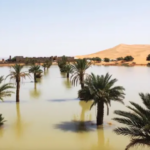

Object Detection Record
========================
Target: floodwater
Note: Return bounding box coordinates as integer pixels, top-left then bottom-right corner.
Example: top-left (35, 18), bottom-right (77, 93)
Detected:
top-left (0, 65), bottom-right (150, 150)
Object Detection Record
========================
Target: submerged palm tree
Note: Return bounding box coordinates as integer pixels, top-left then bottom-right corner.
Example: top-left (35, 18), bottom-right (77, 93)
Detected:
top-left (46, 61), bottom-right (52, 70)
top-left (65, 64), bottom-right (72, 78)
top-left (29, 65), bottom-right (43, 83)
top-left (42, 63), bottom-right (47, 72)
top-left (0, 76), bottom-right (14, 126)
top-left (113, 93), bottom-right (150, 150)
top-left (78, 73), bottom-right (125, 125)
top-left (7, 64), bottom-right (30, 102)
top-left (70, 59), bottom-right (91, 89)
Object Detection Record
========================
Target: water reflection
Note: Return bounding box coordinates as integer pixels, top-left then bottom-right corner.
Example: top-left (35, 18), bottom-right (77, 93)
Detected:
top-left (14, 104), bottom-right (30, 138)
top-left (60, 72), bottom-right (66, 78)
top-left (55, 101), bottom-right (95, 132)
top-left (30, 83), bottom-right (41, 99)
top-left (79, 101), bottom-right (93, 121)
top-left (0, 126), bottom-right (4, 137)
top-left (36, 78), bottom-right (42, 84)
top-left (44, 70), bottom-right (49, 77)
top-left (14, 104), bottom-right (22, 137)
top-left (63, 79), bottom-right (72, 89)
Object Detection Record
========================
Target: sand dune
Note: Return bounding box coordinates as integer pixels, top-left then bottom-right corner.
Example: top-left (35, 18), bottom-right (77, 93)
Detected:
top-left (76, 44), bottom-right (150, 64)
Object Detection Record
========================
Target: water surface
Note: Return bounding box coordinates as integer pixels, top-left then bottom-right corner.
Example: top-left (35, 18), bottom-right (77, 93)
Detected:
top-left (0, 65), bottom-right (150, 150)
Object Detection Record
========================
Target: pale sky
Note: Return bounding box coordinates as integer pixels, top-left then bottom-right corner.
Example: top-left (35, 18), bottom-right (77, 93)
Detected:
top-left (0, 0), bottom-right (150, 57)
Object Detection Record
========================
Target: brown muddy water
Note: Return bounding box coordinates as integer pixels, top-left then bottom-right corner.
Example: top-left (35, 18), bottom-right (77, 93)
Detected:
top-left (0, 65), bottom-right (150, 150)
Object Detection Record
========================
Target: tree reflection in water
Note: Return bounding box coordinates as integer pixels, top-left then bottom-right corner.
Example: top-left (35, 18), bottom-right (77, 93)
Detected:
top-left (60, 72), bottom-right (66, 78)
top-left (63, 79), bottom-right (72, 89)
top-left (14, 103), bottom-right (30, 138)
top-left (15, 103), bottom-right (21, 137)
top-left (44, 70), bottom-right (49, 77)
top-left (30, 83), bottom-right (41, 99)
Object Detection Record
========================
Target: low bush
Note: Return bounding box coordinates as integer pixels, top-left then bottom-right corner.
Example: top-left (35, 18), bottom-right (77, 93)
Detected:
top-left (146, 54), bottom-right (150, 61)
top-left (104, 58), bottom-right (110, 62)
top-left (124, 56), bottom-right (134, 61)
top-left (117, 57), bottom-right (124, 61)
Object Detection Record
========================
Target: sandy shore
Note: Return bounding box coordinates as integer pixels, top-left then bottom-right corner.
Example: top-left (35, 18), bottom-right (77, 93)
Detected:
top-left (0, 61), bottom-right (148, 67)
top-left (0, 62), bottom-right (58, 67)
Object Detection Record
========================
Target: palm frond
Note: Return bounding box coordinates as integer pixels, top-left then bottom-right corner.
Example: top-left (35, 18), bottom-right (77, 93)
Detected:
top-left (113, 93), bottom-right (150, 150)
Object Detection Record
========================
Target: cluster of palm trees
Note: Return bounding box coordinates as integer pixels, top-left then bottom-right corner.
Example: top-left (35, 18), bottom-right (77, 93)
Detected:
top-left (0, 58), bottom-right (150, 150)
top-left (58, 58), bottom-right (150, 150)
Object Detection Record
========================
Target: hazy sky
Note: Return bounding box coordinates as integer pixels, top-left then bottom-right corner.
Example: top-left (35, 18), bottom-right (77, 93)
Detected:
top-left (0, 0), bottom-right (150, 57)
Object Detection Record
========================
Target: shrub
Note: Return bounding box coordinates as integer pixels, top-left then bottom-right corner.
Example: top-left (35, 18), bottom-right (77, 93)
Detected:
top-left (124, 56), bottom-right (134, 61)
top-left (91, 57), bottom-right (101, 62)
top-left (146, 54), bottom-right (150, 61)
top-left (147, 63), bottom-right (150, 66)
top-left (104, 58), bottom-right (110, 62)
top-left (117, 57), bottom-right (124, 61)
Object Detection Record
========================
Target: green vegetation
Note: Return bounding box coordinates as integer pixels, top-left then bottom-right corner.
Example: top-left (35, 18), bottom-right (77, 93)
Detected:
top-left (147, 54), bottom-right (150, 61)
top-left (0, 76), bottom-right (14, 126)
top-left (7, 64), bottom-right (30, 102)
top-left (42, 63), bottom-right (47, 71)
top-left (114, 93), bottom-right (150, 150)
top-left (104, 58), bottom-right (110, 62)
top-left (0, 114), bottom-right (5, 126)
top-left (65, 64), bottom-right (72, 78)
top-left (0, 76), bottom-right (14, 101)
top-left (91, 57), bottom-right (101, 62)
top-left (147, 63), bottom-right (150, 66)
top-left (117, 57), bottom-right (124, 61)
top-left (42, 61), bottom-right (52, 71)
top-left (124, 56), bottom-right (134, 61)
top-left (70, 59), bottom-right (91, 89)
top-left (45, 61), bottom-right (52, 70)
top-left (29, 65), bottom-right (43, 83)
top-left (78, 73), bottom-right (125, 125)
top-left (58, 55), bottom-right (68, 72)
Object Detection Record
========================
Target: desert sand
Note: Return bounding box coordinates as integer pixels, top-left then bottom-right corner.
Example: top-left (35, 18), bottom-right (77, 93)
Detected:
top-left (76, 44), bottom-right (150, 65)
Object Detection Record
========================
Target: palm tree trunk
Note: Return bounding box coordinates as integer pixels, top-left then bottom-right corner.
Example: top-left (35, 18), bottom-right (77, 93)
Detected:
top-left (34, 73), bottom-right (36, 83)
top-left (80, 74), bottom-right (84, 89)
top-left (16, 81), bottom-right (20, 103)
top-left (97, 101), bottom-right (104, 125)
top-left (81, 83), bottom-right (84, 89)
top-left (67, 73), bottom-right (69, 78)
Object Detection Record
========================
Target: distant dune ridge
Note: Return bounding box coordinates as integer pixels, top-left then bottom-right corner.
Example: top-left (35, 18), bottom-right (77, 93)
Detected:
top-left (76, 44), bottom-right (150, 64)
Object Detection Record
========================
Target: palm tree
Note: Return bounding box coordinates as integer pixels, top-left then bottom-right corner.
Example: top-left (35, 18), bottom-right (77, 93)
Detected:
top-left (29, 65), bottom-right (43, 83)
top-left (0, 76), bottom-right (14, 101)
top-left (46, 61), bottom-right (52, 70)
top-left (70, 59), bottom-right (91, 89)
top-left (0, 76), bottom-right (14, 126)
top-left (42, 63), bottom-right (47, 72)
top-left (113, 93), bottom-right (150, 150)
top-left (7, 64), bottom-right (30, 103)
top-left (65, 64), bottom-right (72, 78)
top-left (78, 73), bottom-right (125, 125)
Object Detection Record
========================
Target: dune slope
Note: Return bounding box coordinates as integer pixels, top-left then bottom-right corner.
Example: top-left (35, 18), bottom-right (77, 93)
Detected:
top-left (76, 44), bottom-right (150, 64)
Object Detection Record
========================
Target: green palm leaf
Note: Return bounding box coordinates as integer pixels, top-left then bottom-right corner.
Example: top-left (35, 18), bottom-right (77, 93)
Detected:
top-left (113, 93), bottom-right (150, 150)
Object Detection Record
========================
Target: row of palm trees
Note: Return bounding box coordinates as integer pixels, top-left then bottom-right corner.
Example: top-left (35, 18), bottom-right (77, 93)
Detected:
top-left (57, 58), bottom-right (150, 150)
top-left (3, 61), bottom-right (52, 103)
top-left (0, 58), bottom-right (150, 149)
